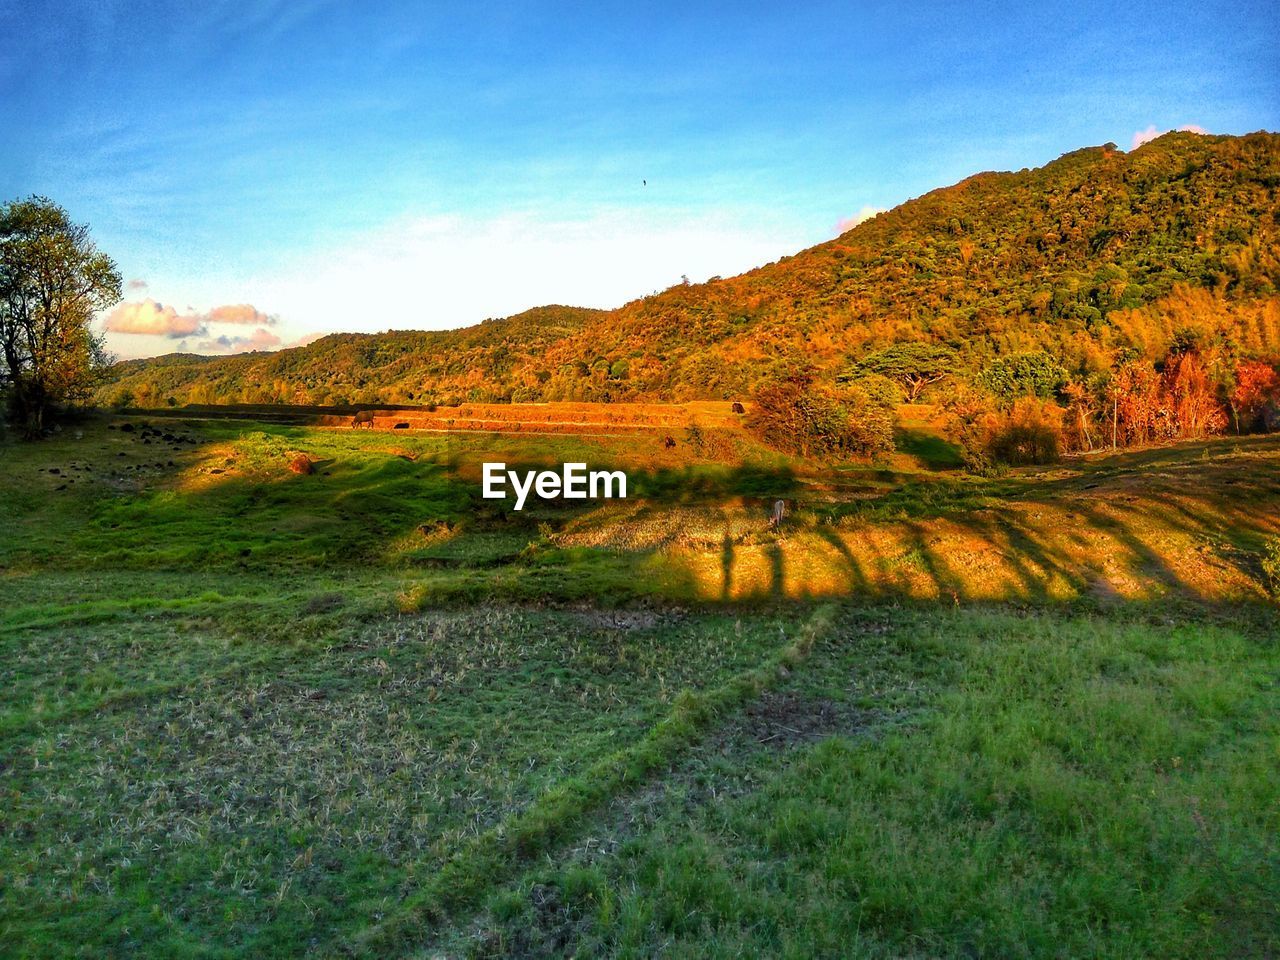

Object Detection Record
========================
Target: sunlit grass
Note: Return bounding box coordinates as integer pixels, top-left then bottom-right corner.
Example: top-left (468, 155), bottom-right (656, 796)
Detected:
top-left (0, 416), bottom-right (1276, 956)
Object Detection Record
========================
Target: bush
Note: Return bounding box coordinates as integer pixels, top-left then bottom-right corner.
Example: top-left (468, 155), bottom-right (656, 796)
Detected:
top-left (1230, 360), bottom-right (1279, 432)
top-left (1262, 539), bottom-right (1280, 600)
top-left (750, 371), bottom-right (895, 461)
top-left (946, 391), bottom-right (1062, 471)
top-left (988, 422), bottom-right (1061, 465)
top-left (986, 398), bottom-right (1063, 465)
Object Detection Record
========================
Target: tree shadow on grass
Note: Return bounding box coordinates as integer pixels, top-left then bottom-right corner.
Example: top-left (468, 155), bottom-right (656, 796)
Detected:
top-left (22, 420), bottom-right (1279, 609)
top-left (895, 427), bottom-right (965, 471)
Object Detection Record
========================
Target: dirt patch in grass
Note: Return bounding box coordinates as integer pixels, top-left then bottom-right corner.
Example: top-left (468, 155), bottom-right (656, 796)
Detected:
top-left (734, 690), bottom-right (876, 747)
top-left (300, 592), bottom-right (345, 615)
top-left (473, 882), bottom-right (591, 959)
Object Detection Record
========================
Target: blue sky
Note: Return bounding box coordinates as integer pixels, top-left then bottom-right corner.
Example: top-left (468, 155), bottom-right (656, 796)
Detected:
top-left (2, 0), bottom-right (1277, 357)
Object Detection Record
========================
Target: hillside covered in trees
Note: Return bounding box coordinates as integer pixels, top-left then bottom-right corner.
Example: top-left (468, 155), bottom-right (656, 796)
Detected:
top-left (99, 132), bottom-right (1280, 433)
top-left (101, 304), bottom-right (604, 408)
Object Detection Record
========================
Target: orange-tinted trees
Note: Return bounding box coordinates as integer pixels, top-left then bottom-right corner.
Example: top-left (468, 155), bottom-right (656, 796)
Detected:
top-left (1231, 359), bottom-right (1280, 432)
top-left (1161, 352), bottom-right (1227, 439)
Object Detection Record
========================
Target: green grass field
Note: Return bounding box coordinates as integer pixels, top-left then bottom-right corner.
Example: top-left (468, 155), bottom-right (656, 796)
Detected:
top-left (1, 415), bottom-right (1277, 957)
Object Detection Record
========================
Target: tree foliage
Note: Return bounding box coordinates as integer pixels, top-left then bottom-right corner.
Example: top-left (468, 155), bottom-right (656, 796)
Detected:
top-left (977, 351), bottom-right (1068, 402)
top-left (1, 197), bottom-right (120, 434)
top-left (749, 369), bottom-right (895, 460)
top-left (1230, 360), bottom-right (1280, 432)
top-left (842, 343), bottom-right (956, 401)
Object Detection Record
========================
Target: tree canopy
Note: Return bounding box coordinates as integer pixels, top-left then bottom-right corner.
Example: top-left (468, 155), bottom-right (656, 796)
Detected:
top-left (977, 351), bottom-right (1068, 402)
top-left (841, 343), bottom-right (957, 401)
top-left (1, 197), bottom-right (120, 435)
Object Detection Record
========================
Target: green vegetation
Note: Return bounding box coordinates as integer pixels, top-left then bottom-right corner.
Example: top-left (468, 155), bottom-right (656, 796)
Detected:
top-left (461, 606), bottom-right (1279, 959)
top-left (749, 369), bottom-right (895, 461)
top-left (97, 304), bottom-right (603, 408)
top-left (1, 196), bottom-right (121, 435)
top-left (976, 350), bottom-right (1068, 401)
top-left (85, 133), bottom-right (1280, 472)
top-left (95, 132), bottom-right (1280, 413)
top-left (1262, 537), bottom-right (1280, 598)
top-left (842, 343), bottom-right (956, 402)
top-left (1, 417), bottom-right (1277, 957)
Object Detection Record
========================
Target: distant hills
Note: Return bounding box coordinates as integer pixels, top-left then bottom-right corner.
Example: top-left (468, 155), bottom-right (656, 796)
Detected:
top-left (98, 131), bottom-right (1280, 408)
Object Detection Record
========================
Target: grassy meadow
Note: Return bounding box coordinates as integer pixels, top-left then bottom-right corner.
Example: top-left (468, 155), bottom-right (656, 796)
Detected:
top-left (1, 410), bottom-right (1277, 958)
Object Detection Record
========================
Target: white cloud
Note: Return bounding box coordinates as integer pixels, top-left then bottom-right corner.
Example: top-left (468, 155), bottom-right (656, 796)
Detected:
top-left (205, 303), bottom-right (276, 326)
top-left (834, 205), bottom-right (887, 235)
top-left (1131, 124), bottom-right (1209, 150)
top-left (103, 298), bottom-right (277, 340)
top-left (126, 278), bottom-right (149, 292)
top-left (104, 299), bottom-right (203, 337)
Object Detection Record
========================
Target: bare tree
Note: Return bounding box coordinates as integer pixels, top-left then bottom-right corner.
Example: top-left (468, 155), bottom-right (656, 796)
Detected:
top-left (0, 197), bottom-right (120, 436)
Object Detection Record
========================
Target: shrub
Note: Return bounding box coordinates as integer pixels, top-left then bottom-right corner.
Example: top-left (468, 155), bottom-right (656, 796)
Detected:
top-left (1161, 351), bottom-right (1226, 439)
top-left (986, 398), bottom-right (1063, 465)
top-left (1230, 359), bottom-right (1280, 433)
top-left (946, 390), bottom-right (1062, 471)
top-left (988, 422), bottom-right (1060, 465)
top-left (1262, 539), bottom-right (1280, 600)
top-left (750, 370), bottom-right (895, 461)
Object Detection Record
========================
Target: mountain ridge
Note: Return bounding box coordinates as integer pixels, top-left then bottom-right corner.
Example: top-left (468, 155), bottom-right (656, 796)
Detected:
top-left (98, 130), bottom-right (1280, 407)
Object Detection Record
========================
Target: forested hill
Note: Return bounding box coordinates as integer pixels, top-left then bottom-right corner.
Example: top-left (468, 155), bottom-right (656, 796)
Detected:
top-left (102, 305), bottom-right (604, 406)
top-left (98, 131), bottom-right (1280, 407)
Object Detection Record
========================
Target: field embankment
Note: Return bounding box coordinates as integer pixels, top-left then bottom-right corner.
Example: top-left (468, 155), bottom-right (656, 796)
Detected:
top-left (116, 400), bottom-right (748, 436)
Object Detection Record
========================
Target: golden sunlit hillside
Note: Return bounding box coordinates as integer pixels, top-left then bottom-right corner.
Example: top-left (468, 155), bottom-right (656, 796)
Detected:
top-left (98, 132), bottom-right (1279, 410)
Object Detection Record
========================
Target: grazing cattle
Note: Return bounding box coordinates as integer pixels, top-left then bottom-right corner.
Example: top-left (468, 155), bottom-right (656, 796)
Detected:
top-left (351, 410), bottom-right (375, 429)
top-left (731, 401), bottom-right (745, 414)
top-left (663, 435), bottom-right (676, 449)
